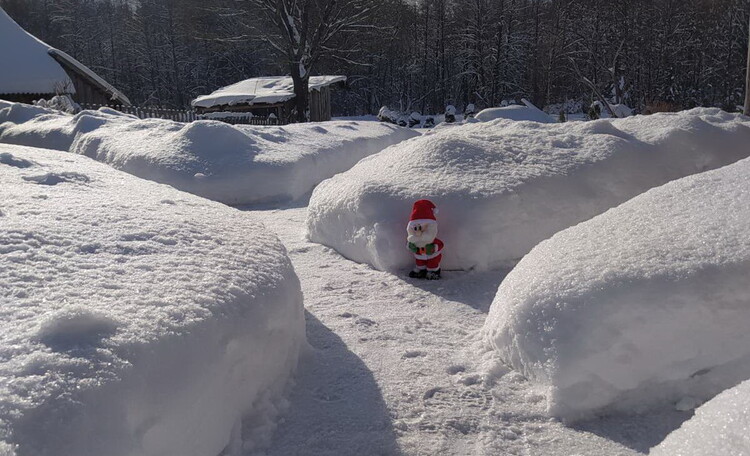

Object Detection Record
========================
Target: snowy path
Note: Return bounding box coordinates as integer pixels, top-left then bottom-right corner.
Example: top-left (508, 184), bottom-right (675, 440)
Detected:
top-left (244, 206), bottom-right (688, 456)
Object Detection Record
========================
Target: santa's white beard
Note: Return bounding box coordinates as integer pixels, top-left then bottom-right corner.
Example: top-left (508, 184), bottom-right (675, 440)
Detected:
top-left (407, 223), bottom-right (438, 248)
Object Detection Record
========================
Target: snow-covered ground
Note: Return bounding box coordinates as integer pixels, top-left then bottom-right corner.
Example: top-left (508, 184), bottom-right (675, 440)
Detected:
top-left (651, 378), bottom-right (750, 456)
top-left (307, 108), bottom-right (750, 272)
top-left (243, 204), bottom-right (677, 456)
top-left (482, 156), bottom-right (750, 421)
top-left (0, 102), bottom-right (419, 205)
top-left (0, 144), bottom-right (304, 456)
top-left (4, 104), bottom-right (750, 455)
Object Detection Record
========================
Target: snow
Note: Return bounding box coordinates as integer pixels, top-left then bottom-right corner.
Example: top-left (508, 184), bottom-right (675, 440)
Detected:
top-left (0, 102), bottom-right (418, 205)
top-left (482, 155), bottom-right (750, 422)
top-left (593, 101), bottom-right (635, 119)
top-left (241, 204), bottom-right (654, 456)
top-left (650, 379), bottom-right (750, 456)
top-left (307, 108), bottom-right (750, 272)
top-left (191, 76), bottom-right (346, 109)
top-left (0, 8), bottom-right (74, 95)
top-left (0, 143), bottom-right (305, 456)
top-left (475, 102), bottom-right (554, 123)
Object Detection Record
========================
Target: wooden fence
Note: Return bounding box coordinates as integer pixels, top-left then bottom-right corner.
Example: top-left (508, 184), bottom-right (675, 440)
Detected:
top-left (209, 115), bottom-right (281, 126)
top-left (79, 103), bottom-right (197, 122)
top-left (78, 104), bottom-right (283, 125)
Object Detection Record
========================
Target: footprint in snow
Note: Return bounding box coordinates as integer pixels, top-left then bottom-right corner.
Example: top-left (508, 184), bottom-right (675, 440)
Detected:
top-left (355, 317), bottom-right (377, 327)
top-left (403, 350), bottom-right (426, 359)
top-left (446, 365), bottom-right (466, 375)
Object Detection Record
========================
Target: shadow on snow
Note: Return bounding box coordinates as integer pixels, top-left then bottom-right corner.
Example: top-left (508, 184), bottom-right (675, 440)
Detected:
top-left (264, 311), bottom-right (402, 456)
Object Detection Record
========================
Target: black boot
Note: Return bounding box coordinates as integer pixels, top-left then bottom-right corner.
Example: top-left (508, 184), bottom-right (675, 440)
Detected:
top-left (409, 269), bottom-right (427, 279)
top-left (425, 269), bottom-right (441, 280)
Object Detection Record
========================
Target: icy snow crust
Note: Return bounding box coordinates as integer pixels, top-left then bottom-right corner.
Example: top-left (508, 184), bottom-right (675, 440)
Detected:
top-left (0, 102), bottom-right (417, 205)
top-left (651, 379), bottom-right (750, 456)
top-left (0, 144), bottom-right (305, 456)
top-left (307, 108), bottom-right (750, 271)
top-left (482, 156), bottom-right (750, 421)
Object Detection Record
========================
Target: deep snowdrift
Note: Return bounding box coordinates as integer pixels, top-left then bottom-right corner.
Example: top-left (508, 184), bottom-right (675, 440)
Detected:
top-left (307, 108), bottom-right (750, 271)
top-left (0, 143), bottom-right (305, 456)
top-left (482, 156), bottom-right (750, 421)
top-left (650, 379), bottom-right (750, 456)
top-left (0, 102), bottom-right (418, 205)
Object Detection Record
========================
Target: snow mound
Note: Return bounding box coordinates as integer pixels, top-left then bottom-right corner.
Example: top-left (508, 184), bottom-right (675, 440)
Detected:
top-left (307, 108), bottom-right (750, 272)
top-left (0, 102), bottom-right (418, 205)
top-left (0, 144), bottom-right (305, 456)
top-left (475, 105), bottom-right (554, 123)
top-left (650, 379), bottom-right (750, 456)
top-left (482, 156), bottom-right (750, 421)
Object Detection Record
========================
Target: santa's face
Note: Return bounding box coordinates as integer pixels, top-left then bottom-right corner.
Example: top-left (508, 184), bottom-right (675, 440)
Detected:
top-left (407, 221), bottom-right (438, 248)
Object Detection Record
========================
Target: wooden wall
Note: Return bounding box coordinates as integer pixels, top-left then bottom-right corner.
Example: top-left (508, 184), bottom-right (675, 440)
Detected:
top-left (309, 86), bottom-right (332, 122)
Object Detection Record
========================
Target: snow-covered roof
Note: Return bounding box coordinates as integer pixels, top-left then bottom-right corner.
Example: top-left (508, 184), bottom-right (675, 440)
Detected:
top-left (0, 7), bottom-right (73, 95)
top-left (48, 49), bottom-right (131, 105)
top-left (192, 75), bottom-right (346, 109)
top-left (0, 7), bottom-right (130, 105)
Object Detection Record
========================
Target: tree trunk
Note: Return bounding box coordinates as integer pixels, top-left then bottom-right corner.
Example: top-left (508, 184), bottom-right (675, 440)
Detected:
top-left (291, 64), bottom-right (310, 123)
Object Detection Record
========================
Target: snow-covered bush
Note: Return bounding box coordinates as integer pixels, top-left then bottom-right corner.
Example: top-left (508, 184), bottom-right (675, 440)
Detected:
top-left (0, 102), bottom-right (418, 205)
top-left (33, 94), bottom-right (80, 114)
top-left (592, 100), bottom-right (634, 118)
top-left (482, 156), bottom-right (750, 421)
top-left (0, 143), bottom-right (305, 455)
top-left (444, 105), bottom-right (456, 123)
top-left (650, 379), bottom-right (750, 456)
top-left (306, 108), bottom-right (750, 272)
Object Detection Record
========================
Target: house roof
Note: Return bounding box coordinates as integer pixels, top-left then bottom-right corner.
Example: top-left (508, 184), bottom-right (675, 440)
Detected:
top-left (192, 75), bottom-right (346, 109)
top-left (0, 7), bottom-right (73, 95)
top-left (0, 7), bottom-right (130, 105)
top-left (48, 49), bottom-right (131, 105)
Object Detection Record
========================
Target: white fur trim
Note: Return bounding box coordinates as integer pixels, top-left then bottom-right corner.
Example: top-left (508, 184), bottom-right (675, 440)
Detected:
top-left (433, 208), bottom-right (439, 215)
top-left (407, 219), bottom-right (437, 226)
top-left (413, 249), bottom-right (442, 260)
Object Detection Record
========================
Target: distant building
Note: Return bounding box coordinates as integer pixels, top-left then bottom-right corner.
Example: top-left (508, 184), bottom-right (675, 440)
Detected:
top-left (0, 7), bottom-right (130, 106)
top-left (192, 76), bottom-right (346, 123)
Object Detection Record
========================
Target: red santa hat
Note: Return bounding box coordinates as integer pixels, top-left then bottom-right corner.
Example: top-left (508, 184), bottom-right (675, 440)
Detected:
top-left (409, 199), bottom-right (438, 225)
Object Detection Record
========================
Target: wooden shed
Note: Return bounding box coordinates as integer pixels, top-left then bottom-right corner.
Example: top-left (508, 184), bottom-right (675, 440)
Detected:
top-left (0, 7), bottom-right (130, 106)
top-left (192, 76), bottom-right (346, 124)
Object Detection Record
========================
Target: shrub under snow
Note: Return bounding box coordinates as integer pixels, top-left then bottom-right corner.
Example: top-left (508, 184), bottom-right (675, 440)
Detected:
top-left (0, 143), bottom-right (305, 456)
top-left (306, 108), bottom-right (750, 272)
top-left (482, 156), bottom-right (750, 421)
top-left (650, 379), bottom-right (750, 456)
top-left (0, 102), bottom-right (418, 205)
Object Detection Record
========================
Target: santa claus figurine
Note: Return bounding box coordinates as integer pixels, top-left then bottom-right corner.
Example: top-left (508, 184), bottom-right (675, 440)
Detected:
top-left (406, 199), bottom-right (444, 280)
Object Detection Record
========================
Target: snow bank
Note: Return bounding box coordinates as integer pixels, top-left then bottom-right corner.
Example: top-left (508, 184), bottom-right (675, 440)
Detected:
top-left (475, 104), bottom-right (554, 123)
top-left (482, 156), bottom-right (750, 421)
top-left (307, 108), bottom-right (750, 272)
top-left (0, 143), bottom-right (305, 456)
top-left (650, 379), bottom-right (750, 456)
top-left (0, 102), bottom-right (418, 205)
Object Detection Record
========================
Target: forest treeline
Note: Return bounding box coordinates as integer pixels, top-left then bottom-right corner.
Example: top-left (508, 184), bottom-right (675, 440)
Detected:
top-left (2, 0), bottom-right (748, 115)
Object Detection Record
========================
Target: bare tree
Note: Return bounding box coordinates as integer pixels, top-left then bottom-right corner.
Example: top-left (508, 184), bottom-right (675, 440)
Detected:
top-left (240, 0), bottom-right (376, 122)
